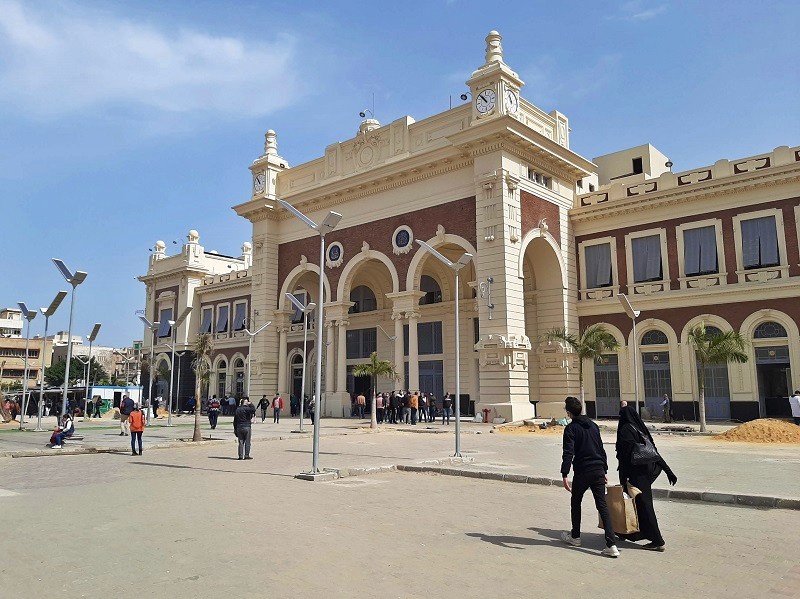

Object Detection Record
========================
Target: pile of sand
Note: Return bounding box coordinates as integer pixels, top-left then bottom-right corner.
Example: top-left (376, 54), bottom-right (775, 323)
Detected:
top-left (716, 419), bottom-right (800, 444)
top-left (495, 424), bottom-right (565, 435)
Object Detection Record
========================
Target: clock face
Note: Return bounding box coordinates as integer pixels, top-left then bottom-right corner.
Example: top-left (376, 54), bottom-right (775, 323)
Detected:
top-left (504, 89), bottom-right (518, 113)
top-left (475, 88), bottom-right (497, 114)
top-left (253, 172), bottom-right (265, 193)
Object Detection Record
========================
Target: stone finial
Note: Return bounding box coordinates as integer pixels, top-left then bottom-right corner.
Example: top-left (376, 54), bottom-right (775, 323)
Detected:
top-left (485, 31), bottom-right (503, 64)
top-left (153, 240), bottom-right (166, 261)
top-left (264, 130), bottom-right (278, 156)
top-left (358, 119), bottom-right (381, 135)
top-left (187, 229), bottom-right (200, 243)
top-left (242, 241), bottom-right (252, 254)
top-left (154, 240), bottom-right (166, 252)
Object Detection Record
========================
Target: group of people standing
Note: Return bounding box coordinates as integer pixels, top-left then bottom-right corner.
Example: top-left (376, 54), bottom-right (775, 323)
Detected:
top-left (352, 391), bottom-right (454, 425)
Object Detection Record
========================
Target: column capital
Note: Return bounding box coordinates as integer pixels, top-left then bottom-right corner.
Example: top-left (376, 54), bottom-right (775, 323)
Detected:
top-left (335, 319), bottom-right (350, 328)
top-left (386, 291), bottom-right (424, 315)
top-left (404, 310), bottom-right (421, 320)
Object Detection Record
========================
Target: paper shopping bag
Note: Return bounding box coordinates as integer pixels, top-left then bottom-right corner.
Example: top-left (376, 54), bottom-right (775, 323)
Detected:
top-left (598, 484), bottom-right (641, 534)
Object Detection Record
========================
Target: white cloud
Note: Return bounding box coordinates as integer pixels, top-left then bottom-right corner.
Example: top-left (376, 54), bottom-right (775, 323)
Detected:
top-left (0, 0), bottom-right (300, 119)
top-left (616, 1), bottom-right (668, 21)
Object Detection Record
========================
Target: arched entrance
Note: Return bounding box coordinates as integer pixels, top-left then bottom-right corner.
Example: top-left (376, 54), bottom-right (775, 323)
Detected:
top-left (521, 233), bottom-right (572, 415)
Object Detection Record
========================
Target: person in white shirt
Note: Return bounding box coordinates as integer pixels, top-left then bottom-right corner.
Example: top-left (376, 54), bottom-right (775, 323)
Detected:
top-left (660, 394), bottom-right (672, 423)
top-left (789, 390), bottom-right (800, 425)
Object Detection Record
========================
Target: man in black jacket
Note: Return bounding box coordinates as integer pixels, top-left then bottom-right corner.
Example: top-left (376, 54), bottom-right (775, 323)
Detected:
top-left (233, 398), bottom-right (256, 460)
top-left (560, 396), bottom-right (619, 558)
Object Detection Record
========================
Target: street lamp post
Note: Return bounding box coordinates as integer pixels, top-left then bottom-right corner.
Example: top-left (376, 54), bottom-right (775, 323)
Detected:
top-left (52, 259), bottom-right (88, 417)
top-left (36, 292), bottom-right (67, 431)
top-left (138, 316), bottom-right (160, 424)
top-left (286, 293), bottom-right (316, 432)
top-left (618, 294), bottom-right (642, 414)
top-left (16, 303), bottom-right (37, 430)
top-left (415, 240), bottom-right (472, 458)
top-left (243, 320), bottom-right (273, 401)
top-left (175, 350), bottom-right (186, 414)
top-left (277, 199), bottom-right (342, 474)
top-left (81, 324), bottom-right (101, 422)
top-left (166, 307), bottom-right (193, 426)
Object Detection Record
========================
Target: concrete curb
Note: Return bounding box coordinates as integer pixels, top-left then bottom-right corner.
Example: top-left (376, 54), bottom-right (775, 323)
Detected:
top-left (390, 465), bottom-right (800, 511)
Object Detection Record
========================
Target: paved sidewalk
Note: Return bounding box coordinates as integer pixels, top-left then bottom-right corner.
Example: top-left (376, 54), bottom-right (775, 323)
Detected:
top-left (0, 439), bottom-right (797, 599)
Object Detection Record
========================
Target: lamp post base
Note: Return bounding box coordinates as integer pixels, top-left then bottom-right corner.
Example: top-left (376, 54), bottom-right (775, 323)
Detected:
top-left (295, 470), bottom-right (338, 482)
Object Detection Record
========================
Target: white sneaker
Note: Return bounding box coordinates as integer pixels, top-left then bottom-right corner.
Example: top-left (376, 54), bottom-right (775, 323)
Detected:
top-left (51, 445), bottom-right (62, 449)
top-left (560, 531), bottom-right (581, 547)
top-left (601, 545), bottom-right (620, 558)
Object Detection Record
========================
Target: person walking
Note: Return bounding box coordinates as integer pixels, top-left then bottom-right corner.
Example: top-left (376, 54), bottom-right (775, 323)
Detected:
top-left (442, 393), bottom-right (453, 425)
top-left (356, 393), bottom-right (366, 419)
top-left (233, 398), bottom-right (255, 460)
top-left (560, 396), bottom-right (619, 558)
top-left (119, 394), bottom-right (134, 436)
top-left (207, 395), bottom-right (221, 429)
top-left (129, 402), bottom-right (145, 456)
top-left (272, 394), bottom-right (284, 423)
top-left (93, 396), bottom-right (102, 418)
top-left (153, 394), bottom-right (162, 418)
top-left (660, 394), bottom-right (672, 423)
top-left (227, 394), bottom-right (236, 417)
top-left (257, 395), bottom-right (270, 422)
top-left (789, 390), bottom-right (800, 425)
top-left (616, 405), bottom-right (678, 551)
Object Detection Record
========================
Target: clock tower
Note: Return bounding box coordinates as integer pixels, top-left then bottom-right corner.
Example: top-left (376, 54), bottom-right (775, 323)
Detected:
top-left (250, 129), bottom-right (289, 201)
top-left (466, 31), bottom-right (524, 123)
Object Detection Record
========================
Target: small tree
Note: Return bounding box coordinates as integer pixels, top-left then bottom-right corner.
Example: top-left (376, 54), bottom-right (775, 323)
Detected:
top-left (545, 325), bottom-right (620, 412)
top-left (687, 325), bottom-right (748, 432)
top-left (192, 333), bottom-right (214, 441)
top-left (352, 352), bottom-right (398, 429)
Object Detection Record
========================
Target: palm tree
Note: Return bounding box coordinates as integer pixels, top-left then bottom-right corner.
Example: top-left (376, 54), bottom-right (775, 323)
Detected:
top-left (687, 325), bottom-right (748, 432)
top-left (545, 325), bottom-right (620, 412)
top-left (192, 333), bottom-right (214, 441)
top-left (352, 352), bottom-right (398, 429)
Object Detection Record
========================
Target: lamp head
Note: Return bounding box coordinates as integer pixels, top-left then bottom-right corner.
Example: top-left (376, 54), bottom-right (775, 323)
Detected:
top-left (88, 323), bottom-right (102, 342)
top-left (138, 315), bottom-right (156, 329)
top-left (17, 302), bottom-right (37, 321)
top-left (175, 306), bottom-right (193, 327)
top-left (617, 293), bottom-right (641, 319)
top-left (285, 292), bottom-right (307, 313)
top-left (42, 291), bottom-right (68, 317)
top-left (415, 239), bottom-right (455, 268)
top-left (52, 258), bottom-right (74, 282)
top-left (306, 302), bottom-right (316, 313)
top-left (455, 252), bottom-right (473, 270)
top-left (318, 211), bottom-right (343, 236)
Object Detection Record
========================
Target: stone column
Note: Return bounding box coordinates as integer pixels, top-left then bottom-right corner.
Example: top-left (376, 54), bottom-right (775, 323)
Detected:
top-left (277, 325), bottom-right (288, 395)
top-left (392, 313), bottom-right (404, 385)
top-left (407, 311), bottom-right (420, 391)
top-left (336, 318), bottom-right (349, 393)
top-left (325, 320), bottom-right (336, 400)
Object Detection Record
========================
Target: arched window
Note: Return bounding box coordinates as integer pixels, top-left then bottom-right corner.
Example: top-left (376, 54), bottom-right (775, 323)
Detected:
top-left (641, 330), bottom-right (668, 345)
top-left (704, 326), bottom-right (723, 338)
top-left (349, 285), bottom-right (377, 314)
top-left (419, 275), bottom-right (442, 305)
top-left (234, 358), bottom-right (245, 396)
top-left (217, 360), bottom-right (227, 397)
top-left (754, 321), bottom-right (788, 339)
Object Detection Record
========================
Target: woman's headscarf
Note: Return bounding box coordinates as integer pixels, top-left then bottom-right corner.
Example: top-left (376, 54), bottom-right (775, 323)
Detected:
top-left (617, 405), bottom-right (656, 448)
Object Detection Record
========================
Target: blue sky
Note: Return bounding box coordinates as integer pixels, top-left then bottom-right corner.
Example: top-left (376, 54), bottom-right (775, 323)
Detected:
top-left (2, 0), bottom-right (798, 347)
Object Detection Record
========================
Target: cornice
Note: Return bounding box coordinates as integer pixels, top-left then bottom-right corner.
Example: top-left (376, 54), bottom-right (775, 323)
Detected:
top-left (243, 155), bottom-right (475, 223)
top-left (571, 165), bottom-right (800, 224)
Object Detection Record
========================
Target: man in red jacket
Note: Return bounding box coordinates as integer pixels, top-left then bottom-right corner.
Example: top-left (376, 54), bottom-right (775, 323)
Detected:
top-left (272, 394), bottom-right (283, 424)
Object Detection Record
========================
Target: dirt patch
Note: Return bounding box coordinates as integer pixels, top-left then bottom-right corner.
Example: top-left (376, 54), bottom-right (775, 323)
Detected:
top-left (495, 424), bottom-right (564, 436)
top-left (715, 419), bottom-right (800, 444)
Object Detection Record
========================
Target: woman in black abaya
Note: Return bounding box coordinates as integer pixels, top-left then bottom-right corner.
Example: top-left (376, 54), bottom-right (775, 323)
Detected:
top-left (616, 406), bottom-right (678, 551)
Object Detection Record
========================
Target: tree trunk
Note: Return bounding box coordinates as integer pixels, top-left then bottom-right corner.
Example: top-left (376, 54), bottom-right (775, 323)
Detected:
top-left (370, 380), bottom-right (377, 429)
top-left (579, 360), bottom-right (586, 415)
top-left (192, 379), bottom-right (202, 441)
top-left (698, 373), bottom-right (707, 433)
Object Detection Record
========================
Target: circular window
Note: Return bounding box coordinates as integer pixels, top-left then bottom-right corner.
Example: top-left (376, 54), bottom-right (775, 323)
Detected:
top-left (392, 225), bottom-right (414, 255)
top-left (395, 229), bottom-right (410, 248)
top-left (326, 242), bottom-right (344, 268)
